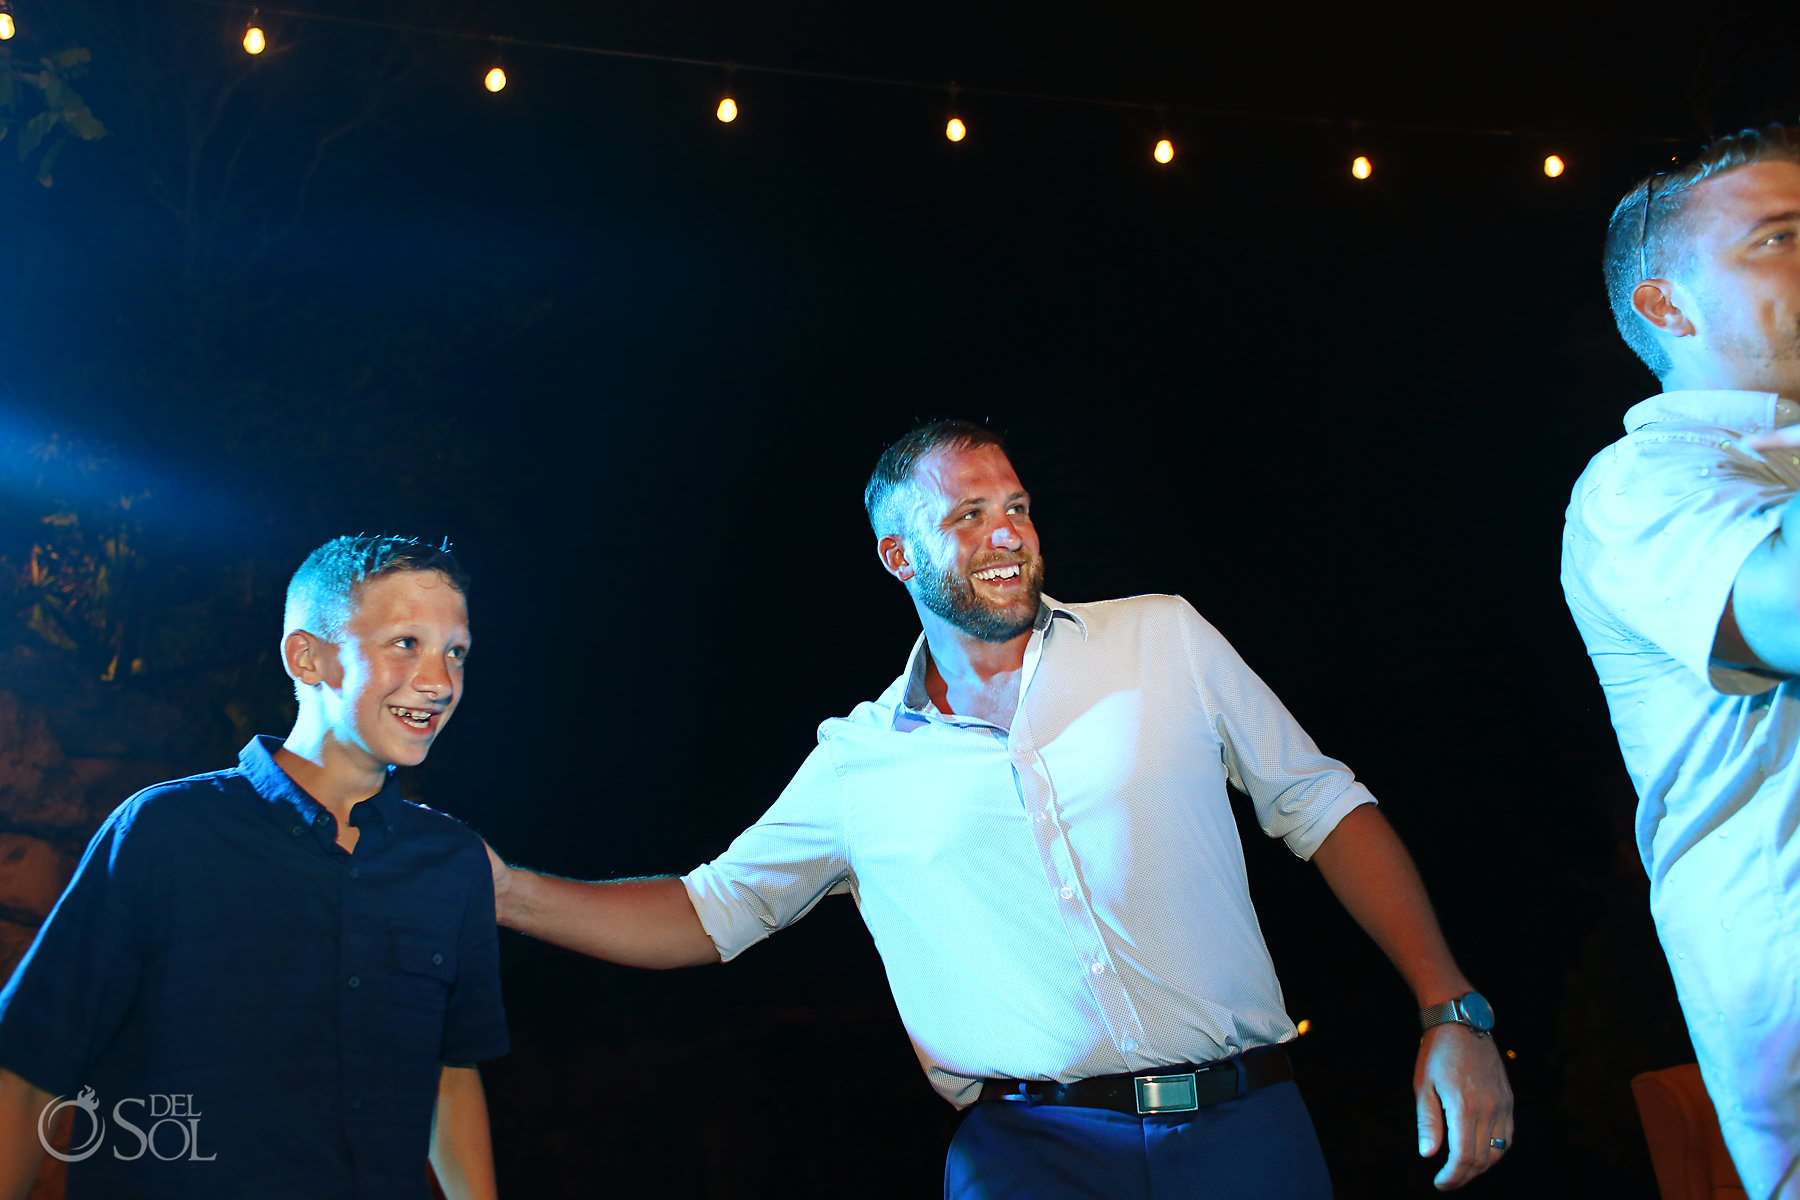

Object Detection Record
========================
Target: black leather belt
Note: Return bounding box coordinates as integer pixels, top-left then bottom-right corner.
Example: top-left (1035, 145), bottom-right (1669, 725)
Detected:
top-left (978, 1046), bottom-right (1293, 1116)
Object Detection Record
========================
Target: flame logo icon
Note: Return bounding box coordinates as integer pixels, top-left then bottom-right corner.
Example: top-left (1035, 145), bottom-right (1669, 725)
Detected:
top-left (39, 1085), bottom-right (105, 1162)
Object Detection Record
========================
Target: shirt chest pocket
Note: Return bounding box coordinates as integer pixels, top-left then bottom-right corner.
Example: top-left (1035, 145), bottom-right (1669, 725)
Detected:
top-left (391, 929), bottom-right (457, 997)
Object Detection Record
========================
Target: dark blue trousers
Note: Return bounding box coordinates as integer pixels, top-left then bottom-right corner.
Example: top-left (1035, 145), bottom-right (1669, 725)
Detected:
top-left (944, 1081), bottom-right (1334, 1199)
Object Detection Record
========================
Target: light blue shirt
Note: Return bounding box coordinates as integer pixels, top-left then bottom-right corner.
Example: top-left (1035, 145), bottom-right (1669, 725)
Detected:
top-left (683, 593), bottom-right (1373, 1106)
top-left (1562, 389), bottom-right (1800, 1196)
top-left (1562, 390), bottom-right (1800, 884)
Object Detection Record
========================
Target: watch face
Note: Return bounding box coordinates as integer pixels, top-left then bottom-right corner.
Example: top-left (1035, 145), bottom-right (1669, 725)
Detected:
top-left (1459, 992), bottom-right (1495, 1031)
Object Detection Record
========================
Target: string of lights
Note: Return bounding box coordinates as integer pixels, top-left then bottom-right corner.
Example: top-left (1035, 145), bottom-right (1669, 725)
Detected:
top-left (11, 0), bottom-right (1696, 179)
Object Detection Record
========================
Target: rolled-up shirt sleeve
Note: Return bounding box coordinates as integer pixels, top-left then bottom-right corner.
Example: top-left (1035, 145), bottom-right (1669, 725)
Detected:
top-left (1175, 602), bottom-right (1374, 860)
top-left (681, 742), bottom-right (851, 962)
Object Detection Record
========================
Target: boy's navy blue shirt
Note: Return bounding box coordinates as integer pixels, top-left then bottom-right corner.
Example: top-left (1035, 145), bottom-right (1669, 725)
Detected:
top-left (0, 736), bottom-right (509, 1199)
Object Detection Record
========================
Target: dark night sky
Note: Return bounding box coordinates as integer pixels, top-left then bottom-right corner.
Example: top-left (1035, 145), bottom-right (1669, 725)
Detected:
top-left (3, 1), bottom-right (1797, 1195)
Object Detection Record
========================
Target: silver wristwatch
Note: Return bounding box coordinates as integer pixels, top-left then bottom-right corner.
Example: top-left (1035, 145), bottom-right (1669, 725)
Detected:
top-left (1419, 991), bottom-right (1495, 1038)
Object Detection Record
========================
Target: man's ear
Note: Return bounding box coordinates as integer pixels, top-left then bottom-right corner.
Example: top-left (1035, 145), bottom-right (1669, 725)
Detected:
top-left (1632, 279), bottom-right (1697, 339)
top-left (283, 630), bottom-right (327, 687)
top-left (878, 534), bottom-right (915, 583)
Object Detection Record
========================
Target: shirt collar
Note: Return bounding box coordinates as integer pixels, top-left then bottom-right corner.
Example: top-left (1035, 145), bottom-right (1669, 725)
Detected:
top-left (237, 734), bottom-right (401, 833)
top-left (1624, 389), bottom-right (1800, 436)
top-left (895, 596), bottom-right (1086, 724)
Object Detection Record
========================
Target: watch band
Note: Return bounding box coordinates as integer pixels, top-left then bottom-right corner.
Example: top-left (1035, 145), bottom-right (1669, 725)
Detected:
top-left (1418, 1000), bottom-right (1462, 1032)
top-left (1419, 992), bottom-right (1494, 1037)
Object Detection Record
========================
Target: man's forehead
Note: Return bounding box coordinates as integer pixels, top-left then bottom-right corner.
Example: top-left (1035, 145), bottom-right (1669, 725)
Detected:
top-left (911, 443), bottom-right (1025, 501)
top-left (1691, 161), bottom-right (1800, 236)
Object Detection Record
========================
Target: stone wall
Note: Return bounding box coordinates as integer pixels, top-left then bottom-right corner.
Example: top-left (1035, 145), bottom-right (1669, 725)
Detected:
top-left (0, 689), bottom-right (178, 1199)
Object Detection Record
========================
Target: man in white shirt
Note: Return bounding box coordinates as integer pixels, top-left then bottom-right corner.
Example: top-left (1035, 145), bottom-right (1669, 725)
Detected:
top-left (492, 420), bottom-right (1512, 1197)
top-left (1562, 122), bottom-right (1800, 1199)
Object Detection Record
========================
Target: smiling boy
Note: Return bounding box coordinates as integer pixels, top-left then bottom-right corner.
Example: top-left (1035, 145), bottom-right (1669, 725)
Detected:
top-left (0, 535), bottom-right (507, 1200)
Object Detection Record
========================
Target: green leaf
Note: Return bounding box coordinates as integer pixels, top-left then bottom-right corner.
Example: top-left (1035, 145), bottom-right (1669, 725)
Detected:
top-left (35, 135), bottom-right (63, 186)
top-left (17, 110), bottom-right (54, 159)
top-left (37, 73), bottom-right (74, 110)
top-left (64, 103), bottom-right (106, 141)
top-left (28, 602), bottom-right (79, 651)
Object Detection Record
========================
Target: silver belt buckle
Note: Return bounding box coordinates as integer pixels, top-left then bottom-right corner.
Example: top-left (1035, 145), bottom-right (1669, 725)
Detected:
top-left (1133, 1071), bottom-right (1200, 1114)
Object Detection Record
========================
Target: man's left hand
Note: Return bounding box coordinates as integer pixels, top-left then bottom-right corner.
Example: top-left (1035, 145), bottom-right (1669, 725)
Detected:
top-left (1414, 1025), bottom-right (1513, 1190)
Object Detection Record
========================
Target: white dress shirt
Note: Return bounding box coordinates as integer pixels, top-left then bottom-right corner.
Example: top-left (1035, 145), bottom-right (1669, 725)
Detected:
top-left (1562, 389), bottom-right (1800, 1198)
top-left (683, 593), bottom-right (1373, 1107)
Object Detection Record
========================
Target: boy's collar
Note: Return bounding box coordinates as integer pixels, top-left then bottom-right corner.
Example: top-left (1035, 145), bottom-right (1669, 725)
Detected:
top-left (239, 735), bottom-right (400, 830)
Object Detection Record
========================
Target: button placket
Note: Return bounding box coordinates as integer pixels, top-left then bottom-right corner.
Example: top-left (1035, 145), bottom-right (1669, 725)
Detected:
top-left (1012, 726), bottom-right (1148, 1058)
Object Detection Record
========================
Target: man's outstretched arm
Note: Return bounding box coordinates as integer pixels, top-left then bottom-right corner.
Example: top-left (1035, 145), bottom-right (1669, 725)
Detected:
top-left (1309, 804), bottom-right (1514, 1192)
top-left (486, 845), bottom-right (721, 969)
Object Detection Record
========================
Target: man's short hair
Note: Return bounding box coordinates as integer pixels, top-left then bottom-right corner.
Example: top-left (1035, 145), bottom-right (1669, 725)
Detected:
top-left (863, 420), bottom-right (1009, 537)
top-left (284, 535), bottom-right (469, 641)
top-left (1604, 123), bottom-right (1800, 378)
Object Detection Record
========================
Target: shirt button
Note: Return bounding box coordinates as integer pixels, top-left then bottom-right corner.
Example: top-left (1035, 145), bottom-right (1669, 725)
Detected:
top-left (432, 953), bottom-right (443, 966)
top-left (1123, 1038), bottom-right (1138, 1053)
top-left (290, 826), bottom-right (303, 837)
top-left (347, 976), bottom-right (360, 989)
top-left (348, 866), bottom-right (360, 879)
top-left (1060, 886), bottom-right (1074, 900)
top-left (1089, 962), bottom-right (1104, 975)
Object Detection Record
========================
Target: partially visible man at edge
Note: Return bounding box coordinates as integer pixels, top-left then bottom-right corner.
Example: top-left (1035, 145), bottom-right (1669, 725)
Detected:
top-left (491, 420), bottom-right (1513, 1197)
top-left (1561, 123), bottom-right (1800, 1198)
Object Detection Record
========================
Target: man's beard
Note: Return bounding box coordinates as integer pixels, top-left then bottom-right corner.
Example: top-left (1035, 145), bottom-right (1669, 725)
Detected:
top-left (911, 552), bottom-right (1046, 643)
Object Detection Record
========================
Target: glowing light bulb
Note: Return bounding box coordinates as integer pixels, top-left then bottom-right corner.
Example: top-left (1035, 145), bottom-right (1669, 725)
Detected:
top-left (1543, 154), bottom-right (1566, 178)
top-left (716, 96), bottom-right (738, 123)
top-left (0, 13), bottom-right (15, 39)
top-left (1296, 1018), bottom-right (1312, 1035)
top-left (484, 67), bottom-right (506, 93)
top-left (1153, 138), bottom-right (1174, 165)
top-left (242, 25), bottom-right (266, 54)
top-left (946, 117), bottom-right (967, 143)
top-left (1351, 155), bottom-right (1373, 180)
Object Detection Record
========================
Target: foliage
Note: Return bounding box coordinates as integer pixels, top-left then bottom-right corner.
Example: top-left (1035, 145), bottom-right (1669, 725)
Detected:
top-left (0, 46), bottom-right (107, 186)
top-left (0, 6), bottom-right (540, 790)
top-left (2, 434), bottom-right (141, 677)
